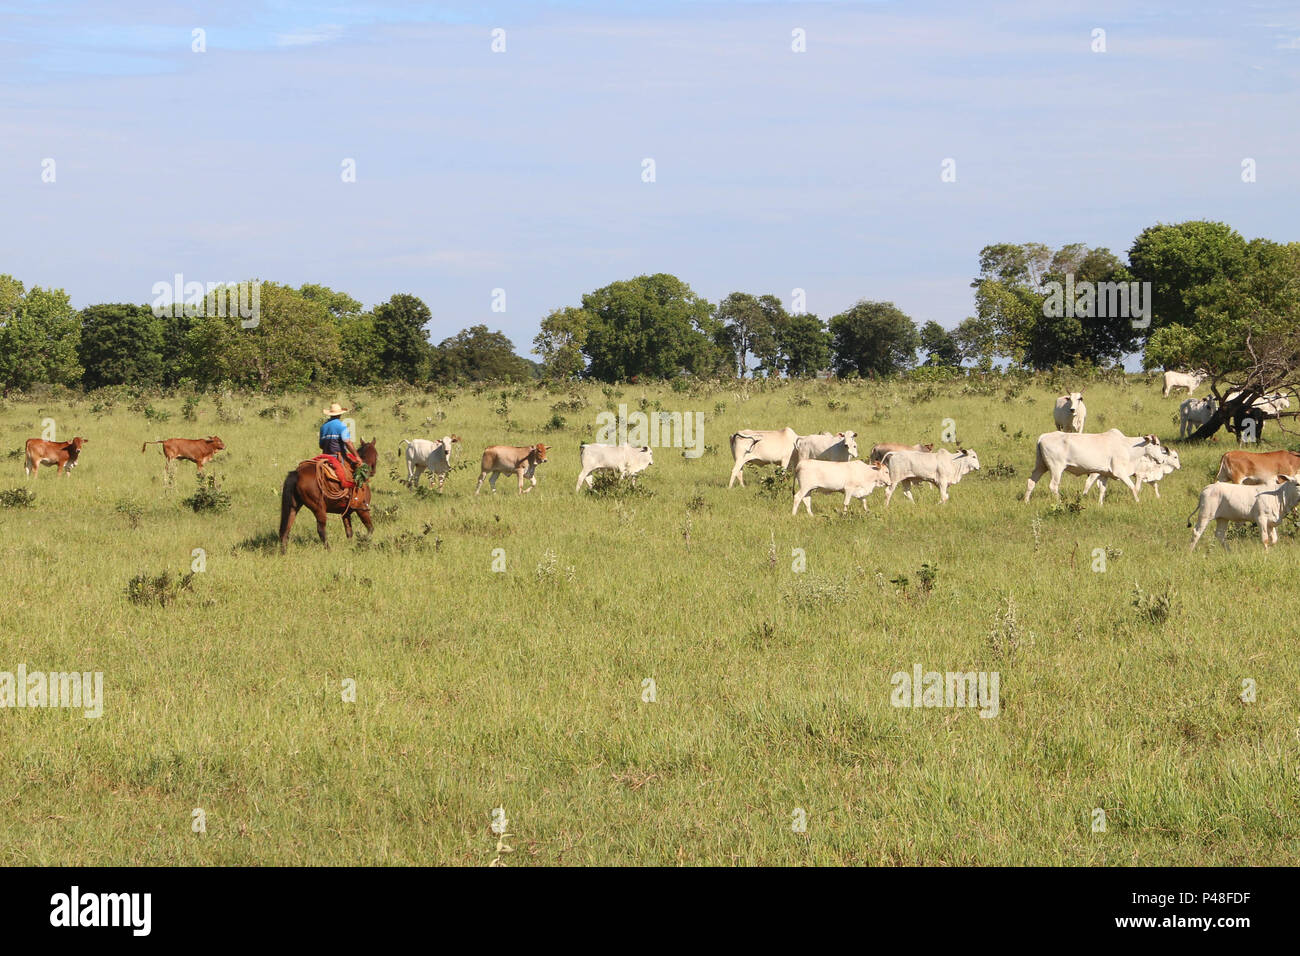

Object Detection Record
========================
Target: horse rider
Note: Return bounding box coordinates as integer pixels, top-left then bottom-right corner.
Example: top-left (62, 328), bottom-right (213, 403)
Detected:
top-left (319, 402), bottom-right (362, 483)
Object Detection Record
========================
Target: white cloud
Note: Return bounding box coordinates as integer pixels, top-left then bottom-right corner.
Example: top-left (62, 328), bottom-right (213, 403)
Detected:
top-left (274, 24), bottom-right (344, 47)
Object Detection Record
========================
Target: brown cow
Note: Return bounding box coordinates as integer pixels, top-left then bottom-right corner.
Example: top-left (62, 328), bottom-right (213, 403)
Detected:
top-left (1216, 449), bottom-right (1300, 485)
top-left (476, 444), bottom-right (548, 494)
top-left (869, 441), bottom-right (934, 463)
top-left (142, 436), bottom-right (225, 479)
top-left (24, 437), bottom-right (88, 477)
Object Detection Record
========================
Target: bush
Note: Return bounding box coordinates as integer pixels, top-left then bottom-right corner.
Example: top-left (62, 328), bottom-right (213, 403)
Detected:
top-left (183, 474), bottom-right (231, 513)
top-left (115, 498), bottom-right (144, 528)
top-left (585, 471), bottom-right (653, 499)
top-left (126, 569), bottom-right (194, 608)
top-left (0, 488), bottom-right (36, 509)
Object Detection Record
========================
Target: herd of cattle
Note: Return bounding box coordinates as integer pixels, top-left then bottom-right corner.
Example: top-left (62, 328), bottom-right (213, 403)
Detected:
top-left (17, 371), bottom-right (1300, 551)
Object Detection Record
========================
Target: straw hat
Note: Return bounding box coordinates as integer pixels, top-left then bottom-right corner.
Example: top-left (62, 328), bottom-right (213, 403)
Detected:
top-left (323, 402), bottom-right (349, 417)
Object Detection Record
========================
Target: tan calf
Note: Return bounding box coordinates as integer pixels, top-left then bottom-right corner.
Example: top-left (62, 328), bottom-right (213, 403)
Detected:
top-left (476, 444), bottom-right (549, 494)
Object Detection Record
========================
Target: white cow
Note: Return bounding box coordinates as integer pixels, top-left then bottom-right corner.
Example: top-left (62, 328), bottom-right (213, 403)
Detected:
top-left (1082, 451), bottom-right (1181, 502)
top-left (398, 435), bottom-right (460, 491)
top-left (1224, 390), bottom-right (1292, 418)
top-left (1188, 476), bottom-right (1300, 551)
top-left (790, 459), bottom-right (888, 515)
top-left (728, 428), bottom-right (798, 488)
top-left (1024, 430), bottom-right (1176, 505)
top-left (576, 443), bottom-right (654, 492)
top-left (1163, 369), bottom-right (1205, 397)
top-left (1178, 397), bottom-right (1217, 438)
top-left (790, 431), bottom-right (858, 468)
top-left (1053, 393), bottom-right (1087, 433)
top-left (880, 448), bottom-right (980, 505)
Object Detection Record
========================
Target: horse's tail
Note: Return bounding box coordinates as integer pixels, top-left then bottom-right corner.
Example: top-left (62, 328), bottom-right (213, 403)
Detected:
top-left (279, 469), bottom-right (299, 542)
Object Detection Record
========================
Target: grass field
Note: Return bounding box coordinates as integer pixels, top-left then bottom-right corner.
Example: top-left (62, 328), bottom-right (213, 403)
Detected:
top-left (1, 373), bottom-right (1297, 865)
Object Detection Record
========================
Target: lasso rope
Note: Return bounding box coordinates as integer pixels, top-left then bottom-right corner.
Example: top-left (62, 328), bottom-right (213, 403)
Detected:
top-left (314, 458), bottom-right (371, 512)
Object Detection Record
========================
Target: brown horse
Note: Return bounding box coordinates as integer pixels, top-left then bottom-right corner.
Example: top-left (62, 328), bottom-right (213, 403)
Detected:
top-left (279, 438), bottom-right (378, 553)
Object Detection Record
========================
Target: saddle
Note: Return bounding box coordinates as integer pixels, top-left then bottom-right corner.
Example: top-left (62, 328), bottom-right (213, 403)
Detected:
top-left (311, 454), bottom-right (355, 489)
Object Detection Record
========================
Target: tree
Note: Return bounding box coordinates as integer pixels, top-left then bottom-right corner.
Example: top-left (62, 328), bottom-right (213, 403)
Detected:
top-left (435, 325), bottom-right (533, 382)
top-left (828, 301), bottom-right (919, 378)
top-left (299, 284), bottom-right (363, 318)
top-left (533, 307), bottom-right (591, 380)
top-left (777, 312), bottom-right (831, 377)
top-left (1128, 221), bottom-right (1249, 335)
top-left (336, 312), bottom-right (382, 386)
top-left (79, 303), bottom-right (165, 388)
top-left (579, 274), bottom-right (725, 381)
top-left (0, 276), bottom-right (83, 390)
top-left (918, 321), bottom-right (961, 367)
top-left (953, 316), bottom-right (997, 370)
top-left (972, 241), bottom-right (1140, 369)
top-left (1145, 239), bottom-right (1300, 440)
top-left (372, 293), bottom-right (434, 382)
top-left (716, 292), bottom-right (778, 377)
top-left (184, 282), bottom-right (341, 391)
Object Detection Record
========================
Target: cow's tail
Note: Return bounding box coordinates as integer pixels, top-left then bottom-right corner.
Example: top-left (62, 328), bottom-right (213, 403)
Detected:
top-left (397, 439), bottom-right (410, 459)
top-left (1215, 453), bottom-right (1230, 482)
top-left (141, 440), bottom-right (161, 453)
top-left (1186, 501), bottom-right (1201, 528)
top-left (279, 470), bottom-right (299, 541)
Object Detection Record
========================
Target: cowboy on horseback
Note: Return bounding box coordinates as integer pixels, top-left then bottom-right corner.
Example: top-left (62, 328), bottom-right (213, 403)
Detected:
top-left (319, 402), bottom-right (362, 483)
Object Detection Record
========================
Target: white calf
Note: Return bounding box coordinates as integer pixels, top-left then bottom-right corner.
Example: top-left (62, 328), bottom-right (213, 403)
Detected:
top-left (1188, 477), bottom-right (1300, 551)
top-left (399, 435), bottom-right (460, 491)
top-left (791, 459), bottom-right (888, 515)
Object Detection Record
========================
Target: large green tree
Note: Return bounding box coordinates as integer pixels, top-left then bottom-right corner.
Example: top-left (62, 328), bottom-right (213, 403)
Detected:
top-left (579, 274), bottom-right (725, 381)
top-left (972, 241), bottom-right (1139, 369)
top-left (79, 303), bottom-right (165, 388)
top-left (778, 312), bottom-right (832, 378)
top-left (184, 282), bottom-right (340, 391)
top-left (1145, 238), bottom-right (1300, 439)
top-left (533, 306), bottom-right (591, 380)
top-left (829, 301), bottom-right (920, 378)
top-left (434, 325), bottom-right (533, 382)
top-left (1128, 221), bottom-right (1249, 334)
top-left (0, 276), bottom-right (83, 390)
top-left (918, 321), bottom-right (961, 367)
top-left (372, 293), bottom-right (434, 382)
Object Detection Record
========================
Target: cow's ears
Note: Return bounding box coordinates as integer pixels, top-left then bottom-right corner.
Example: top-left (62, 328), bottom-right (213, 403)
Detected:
top-left (641, 446), bottom-right (650, 452)
top-left (451, 435), bottom-right (461, 442)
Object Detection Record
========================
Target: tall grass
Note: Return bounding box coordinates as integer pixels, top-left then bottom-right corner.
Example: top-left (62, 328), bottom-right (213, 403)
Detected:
top-left (0, 374), bottom-right (1296, 864)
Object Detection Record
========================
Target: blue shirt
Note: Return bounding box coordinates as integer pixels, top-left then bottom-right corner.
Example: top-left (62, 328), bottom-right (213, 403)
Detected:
top-left (319, 417), bottom-right (351, 455)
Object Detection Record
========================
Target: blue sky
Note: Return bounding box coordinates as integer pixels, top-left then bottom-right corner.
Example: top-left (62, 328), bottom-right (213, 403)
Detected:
top-left (2, 0), bottom-right (1298, 356)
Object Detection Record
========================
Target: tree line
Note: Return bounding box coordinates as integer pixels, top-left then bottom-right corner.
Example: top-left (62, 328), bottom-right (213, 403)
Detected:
top-left (2, 221), bottom-right (1295, 412)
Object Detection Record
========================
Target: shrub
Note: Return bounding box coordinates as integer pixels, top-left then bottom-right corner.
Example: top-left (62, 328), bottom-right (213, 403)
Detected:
top-left (585, 471), bottom-right (653, 499)
top-left (115, 498), bottom-right (144, 528)
top-left (126, 569), bottom-right (194, 607)
top-left (183, 474), bottom-right (231, 513)
top-left (0, 488), bottom-right (36, 509)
